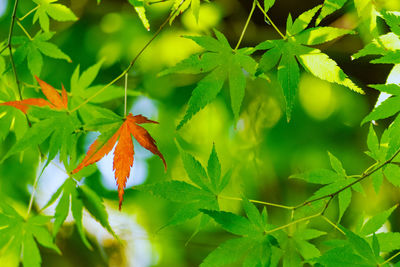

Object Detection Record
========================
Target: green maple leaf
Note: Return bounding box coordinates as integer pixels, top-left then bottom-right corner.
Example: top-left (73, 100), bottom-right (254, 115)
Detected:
top-left (256, 5), bottom-right (363, 121)
top-left (316, 0), bottom-right (348, 25)
top-left (0, 203), bottom-right (60, 267)
top-left (2, 108), bottom-right (80, 167)
top-left (291, 152), bottom-right (363, 222)
top-left (200, 199), bottom-right (277, 267)
top-left (32, 0), bottom-right (78, 32)
top-left (317, 227), bottom-right (381, 266)
top-left (160, 29), bottom-right (257, 129)
top-left (128, 0), bottom-right (150, 31)
top-left (42, 179), bottom-right (117, 249)
top-left (0, 82), bottom-right (29, 141)
top-left (70, 61), bottom-right (140, 108)
top-left (354, 0), bottom-right (378, 38)
top-left (12, 32), bottom-right (71, 77)
top-left (138, 144), bottom-right (231, 233)
top-left (170, 0), bottom-right (209, 23)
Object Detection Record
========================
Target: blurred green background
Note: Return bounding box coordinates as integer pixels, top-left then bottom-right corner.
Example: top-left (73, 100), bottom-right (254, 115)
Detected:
top-left (1, 0), bottom-right (400, 266)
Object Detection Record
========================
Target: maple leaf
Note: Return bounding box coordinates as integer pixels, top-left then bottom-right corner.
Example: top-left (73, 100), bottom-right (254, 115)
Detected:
top-left (0, 76), bottom-right (68, 113)
top-left (72, 113), bottom-right (167, 210)
top-left (256, 5), bottom-right (363, 121)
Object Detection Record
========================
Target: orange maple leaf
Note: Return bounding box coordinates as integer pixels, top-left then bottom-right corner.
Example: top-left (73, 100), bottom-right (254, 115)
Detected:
top-left (72, 113), bottom-right (167, 210)
top-left (0, 76), bottom-right (68, 113)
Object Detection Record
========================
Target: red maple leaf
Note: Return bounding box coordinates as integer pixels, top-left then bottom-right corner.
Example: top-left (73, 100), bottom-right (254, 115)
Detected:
top-left (0, 76), bottom-right (68, 113)
top-left (72, 113), bottom-right (167, 210)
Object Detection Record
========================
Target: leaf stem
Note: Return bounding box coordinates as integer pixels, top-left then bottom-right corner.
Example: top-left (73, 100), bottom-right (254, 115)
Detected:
top-left (19, 5), bottom-right (39, 21)
top-left (219, 195), bottom-right (294, 210)
top-left (70, 4), bottom-right (183, 113)
top-left (124, 73), bottom-right (128, 117)
top-left (16, 19), bottom-right (33, 40)
top-left (265, 213), bottom-right (320, 234)
top-left (234, 0), bottom-right (256, 51)
top-left (380, 250), bottom-right (400, 266)
top-left (294, 147), bottom-right (400, 210)
top-left (255, 0), bottom-right (285, 39)
top-left (26, 161), bottom-right (42, 219)
top-left (8, 0), bottom-right (22, 100)
top-left (321, 215), bottom-right (345, 235)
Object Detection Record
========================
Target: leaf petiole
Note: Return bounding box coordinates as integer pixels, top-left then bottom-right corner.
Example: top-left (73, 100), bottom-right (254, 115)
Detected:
top-left (19, 5), bottom-right (39, 21)
top-left (255, 0), bottom-right (285, 39)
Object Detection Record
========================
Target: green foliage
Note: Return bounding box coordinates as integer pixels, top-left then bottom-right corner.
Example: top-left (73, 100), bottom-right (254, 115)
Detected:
top-left (200, 199), bottom-right (277, 266)
top-left (138, 145), bottom-right (230, 230)
top-left (32, 0), bottom-right (77, 32)
top-left (256, 5), bottom-right (362, 120)
top-left (0, 203), bottom-right (60, 267)
top-left (12, 32), bottom-right (71, 76)
top-left (162, 29), bottom-right (257, 128)
top-left (2, 0), bottom-right (400, 265)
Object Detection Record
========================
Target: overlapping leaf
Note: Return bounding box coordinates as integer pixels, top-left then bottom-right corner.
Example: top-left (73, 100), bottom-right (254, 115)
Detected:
top-left (0, 203), bottom-right (60, 267)
top-left (138, 144), bottom-right (231, 231)
top-left (12, 32), bottom-right (71, 76)
top-left (0, 81), bottom-right (29, 141)
top-left (0, 76), bottom-right (68, 113)
top-left (256, 5), bottom-right (362, 120)
top-left (316, 0), bottom-right (348, 25)
top-left (200, 199), bottom-right (277, 267)
top-left (1, 77), bottom-right (79, 165)
top-left (291, 152), bottom-right (363, 222)
top-left (73, 113), bottom-right (166, 210)
top-left (317, 228), bottom-right (382, 266)
top-left (32, 0), bottom-right (77, 32)
top-left (160, 29), bottom-right (257, 129)
top-left (70, 61), bottom-right (140, 111)
top-left (42, 178), bottom-right (118, 248)
top-left (170, 0), bottom-right (206, 23)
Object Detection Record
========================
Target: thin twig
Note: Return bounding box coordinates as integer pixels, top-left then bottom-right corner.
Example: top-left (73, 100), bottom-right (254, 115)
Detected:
top-left (70, 4), bottom-right (183, 113)
top-left (380, 250), bottom-right (400, 266)
top-left (124, 73), bottom-right (128, 117)
top-left (26, 161), bottom-right (42, 219)
top-left (19, 5), bottom-right (39, 21)
top-left (219, 195), bottom-right (294, 210)
top-left (265, 213), bottom-right (320, 234)
top-left (294, 147), bottom-right (400, 210)
top-left (321, 215), bottom-right (345, 235)
top-left (16, 19), bottom-right (33, 40)
top-left (234, 0), bottom-right (257, 51)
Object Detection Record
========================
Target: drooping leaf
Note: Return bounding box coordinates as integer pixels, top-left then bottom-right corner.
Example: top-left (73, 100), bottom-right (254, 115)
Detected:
top-left (277, 51), bottom-right (300, 121)
top-left (207, 144), bottom-right (221, 193)
top-left (128, 0), bottom-right (150, 31)
top-left (338, 188), bottom-right (352, 222)
top-left (77, 185), bottom-right (116, 237)
top-left (73, 113), bottom-right (166, 209)
top-left (264, 0), bottom-right (276, 13)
